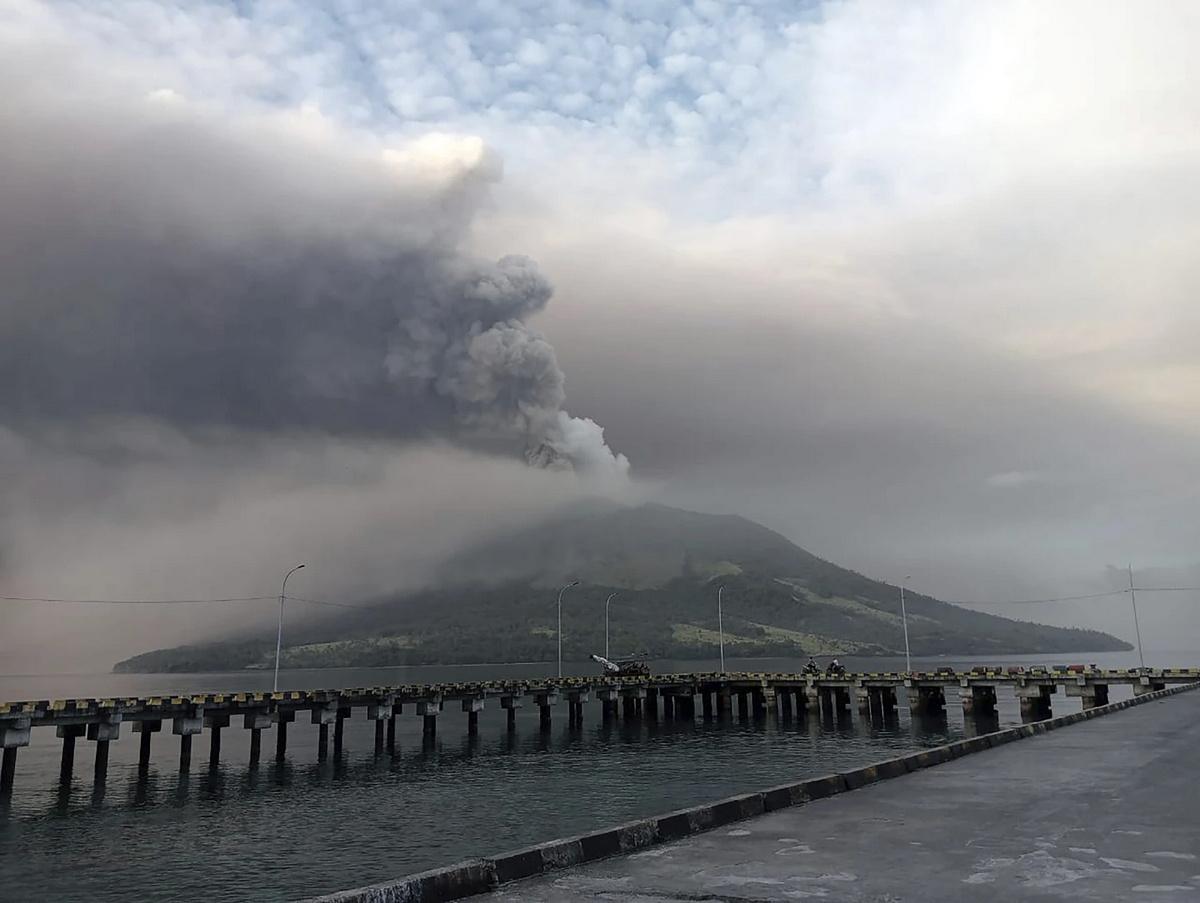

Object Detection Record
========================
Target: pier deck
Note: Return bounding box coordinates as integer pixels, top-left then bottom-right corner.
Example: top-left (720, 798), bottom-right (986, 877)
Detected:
top-left (484, 687), bottom-right (1200, 902)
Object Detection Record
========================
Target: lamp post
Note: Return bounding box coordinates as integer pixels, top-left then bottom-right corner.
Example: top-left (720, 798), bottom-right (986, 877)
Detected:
top-left (899, 576), bottom-right (912, 674)
top-left (1128, 564), bottom-right (1145, 670)
top-left (605, 592), bottom-right (618, 660)
top-left (557, 581), bottom-right (579, 679)
top-left (274, 564), bottom-right (306, 693)
top-left (717, 585), bottom-right (726, 673)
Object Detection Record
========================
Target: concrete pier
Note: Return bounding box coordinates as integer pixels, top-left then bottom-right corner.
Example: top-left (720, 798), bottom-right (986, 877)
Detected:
top-left (3, 668), bottom-right (1198, 793)
top-left (476, 686), bottom-right (1200, 903)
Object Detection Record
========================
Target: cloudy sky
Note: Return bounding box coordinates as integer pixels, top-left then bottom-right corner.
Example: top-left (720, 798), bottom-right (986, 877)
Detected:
top-left (2, 0), bottom-right (1199, 671)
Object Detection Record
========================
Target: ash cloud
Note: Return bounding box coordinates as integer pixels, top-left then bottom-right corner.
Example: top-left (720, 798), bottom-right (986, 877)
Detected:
top-left (0, 47), bottom-right (628, 481)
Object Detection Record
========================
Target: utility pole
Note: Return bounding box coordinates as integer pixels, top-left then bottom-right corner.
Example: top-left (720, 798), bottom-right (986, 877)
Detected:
top-left (899, 576), bottom-right (912, 674)
top-left (1128, 563), bottom-right (1145, 670)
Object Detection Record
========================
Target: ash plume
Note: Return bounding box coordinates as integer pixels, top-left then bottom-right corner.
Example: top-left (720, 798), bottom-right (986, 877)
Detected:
top-left (0, 48), bottom-right (628, 480)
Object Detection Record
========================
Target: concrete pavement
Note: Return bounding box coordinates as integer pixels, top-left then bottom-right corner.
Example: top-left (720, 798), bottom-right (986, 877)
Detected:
top-left (483, 691), bottom-right (1200, 902)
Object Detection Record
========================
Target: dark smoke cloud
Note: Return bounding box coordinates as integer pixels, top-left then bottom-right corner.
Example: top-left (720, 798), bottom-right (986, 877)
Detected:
top-left (0, 49), bottom-right (627, 479)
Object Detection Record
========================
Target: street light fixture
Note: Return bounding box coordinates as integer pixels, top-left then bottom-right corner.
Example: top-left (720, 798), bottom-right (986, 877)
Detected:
top-left (717, 585), bottom-right (726, 673)
top-left (274, 563), bottom-right (306, 693)
top-left (605, 592), bottom-right (619, 660)
top-left (899, 575), bottom-right (912, 674)
top-left (557, 581), bottom-right (579, 679)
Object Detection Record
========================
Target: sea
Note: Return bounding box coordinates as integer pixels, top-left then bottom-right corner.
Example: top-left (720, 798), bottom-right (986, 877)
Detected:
top-left (0, 649), bottom-right (1191, 902)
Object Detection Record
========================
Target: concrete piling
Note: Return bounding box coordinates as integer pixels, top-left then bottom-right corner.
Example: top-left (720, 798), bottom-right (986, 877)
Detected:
top-left (0, 717), bottom-right (31, 794)
top-left (417, 699), bottom-right (440, 738)
top-left (172, 713), bottom-right (202, 774)
top-left (205, 712), bottom-right (229, 764)
top-left (244, 711), bottom-right (271, 767)
top-left (462, 698), bottom-right (484, 736)
top-left (276, 709), bottom-right (295, 761)
top-left (312, 704), bottom-right (336, 761)
top-left (0, 747), bottom-right (16, 794)
top-left (333, 707), bottom-right (350, 756)
top-left (57, 724), bottom-right (84, 783)
top-left (133, 719), bottom-right (161, 772)
top-left (87, 717), bottom-right (121, 784)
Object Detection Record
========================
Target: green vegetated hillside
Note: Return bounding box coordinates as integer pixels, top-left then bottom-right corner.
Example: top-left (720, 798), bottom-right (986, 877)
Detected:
top-left (113, 503), bottom-right (1130, 673)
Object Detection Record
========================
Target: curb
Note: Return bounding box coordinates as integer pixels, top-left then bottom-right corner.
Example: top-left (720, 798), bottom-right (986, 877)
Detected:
top-left (306, 682), bottom-right (1198, 903)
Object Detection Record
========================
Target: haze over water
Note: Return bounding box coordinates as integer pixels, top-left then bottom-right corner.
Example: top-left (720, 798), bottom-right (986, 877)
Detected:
top-left (0, 651), bottom-right (1185, 902)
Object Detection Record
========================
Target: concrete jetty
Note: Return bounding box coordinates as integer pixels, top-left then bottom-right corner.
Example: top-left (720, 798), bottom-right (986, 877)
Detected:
top-left (1, 666), bottom-right (1196, 796)
top-left (483, 686), bottom-right (1200, 902)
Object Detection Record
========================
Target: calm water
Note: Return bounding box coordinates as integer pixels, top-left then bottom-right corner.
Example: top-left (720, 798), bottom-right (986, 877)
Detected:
top-left (0, 650), bottom-right (1187, 902)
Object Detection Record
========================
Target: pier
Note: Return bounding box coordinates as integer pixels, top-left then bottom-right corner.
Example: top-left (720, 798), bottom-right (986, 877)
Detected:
top-left (1, 666), bottom-right (1196, 795)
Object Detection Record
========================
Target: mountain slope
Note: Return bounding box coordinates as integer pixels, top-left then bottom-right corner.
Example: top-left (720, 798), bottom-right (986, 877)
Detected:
top-left (114, 503), bottom-right (1130, 672)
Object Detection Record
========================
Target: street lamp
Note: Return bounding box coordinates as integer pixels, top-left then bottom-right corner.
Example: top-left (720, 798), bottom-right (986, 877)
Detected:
top-left (605, 592), bottom-right (619, 660)
top-left (899, 576), bottom-right (912, 674)
top-left (274, 564), bottom-right (306, 692)
top-left (557, 581), bottom-right (579, 679)
top-left (717, 585), bottom-right (726, 673)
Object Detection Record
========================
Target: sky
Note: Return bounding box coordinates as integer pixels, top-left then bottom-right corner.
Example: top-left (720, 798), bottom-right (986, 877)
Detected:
top-left (2, 0), bottom-right (1199, 671)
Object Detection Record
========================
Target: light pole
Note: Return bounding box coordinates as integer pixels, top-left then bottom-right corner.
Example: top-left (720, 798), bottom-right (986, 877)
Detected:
top-left (274, 563), bottom-right (306, 692)
top-left (605, 592), bottom-right (618, 660)
top-left (717, 585), bottom-right (726, 673)
top-left (899, 576), bottom-right (912, 674)
top-left (1128, 563), bottom-right (1145, 670)
top-left (557, 581), bottom-right (579, 679)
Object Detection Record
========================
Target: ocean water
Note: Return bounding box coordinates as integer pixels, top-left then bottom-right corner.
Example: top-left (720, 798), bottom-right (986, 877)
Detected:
top-left (0, 650), bottom-right (1187, 902)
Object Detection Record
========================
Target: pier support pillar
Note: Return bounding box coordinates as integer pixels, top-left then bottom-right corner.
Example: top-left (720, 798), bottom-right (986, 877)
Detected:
top-left (204, 712), bottom-right (229, 765)
top-left (870, 686), bottom-right (898, 717)
top-left (806, 685), bottom-right (821, 715)
top-left (908, 685), bottom-right (945, 716)
top-left (244, 711), bottom-right (271, 766)
top-left (961, 685), bottom-right (997, 716)
top-left (367, 701), bottom-right (392, 754)
top-left (1017, 684), bottom-right (1054, 720)
top-left (312, 703), bottom-right (336, 761)
top-left (133, 719), bottom-right (162, 772)
top-left (0, 747), bottom-right (16, 795)
top-left (0, 717), bottom-right (31, 793)
top-left (388, 703), bottom-right (401, 750)
top-left (87, 717), bottom-right (121, 784)
top-left (701, 691), bottom-right (714, 719)
top-left (172, 713), bottom-right (202, 774)
top-left (502, 696), bottom-right (522, 731)
top-left (1133, 681), bottom-right (1165, 697)
top-left (462, 698), bottom-right (484, 736)
top-left (535, 692), bottom-right (559, 732)
top-left (57, 724), bottom-right (84, 783)
top-left (780, 689), bottom-right (794, 720)
top-left (855, 688), bottom-right (872, 717)
top-left (735, 691), bottom-right (749, 720)
top-left (716, 687), bottom-right (732, 718)
top-left (751, 688), bottom-right (767, 719)
top-left (333, 707), bottom-right (350, 756)
top-left (662, 694), bottom-right (675, 720)
top-left (645, 689), bottom-right (658, 721)
top-left (416, 700), bottom-right (440, 738)
top-left (275, 710), bottom-right (295, 761)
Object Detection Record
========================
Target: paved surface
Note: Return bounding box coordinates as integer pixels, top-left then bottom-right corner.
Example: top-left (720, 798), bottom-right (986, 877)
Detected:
top-left (484, 692), bottom-right (1200, 902)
